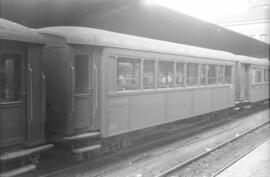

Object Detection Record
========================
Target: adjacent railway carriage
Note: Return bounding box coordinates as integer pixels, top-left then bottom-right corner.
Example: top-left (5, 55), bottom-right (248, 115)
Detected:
top-left (38, 27), bottom-right (242, 155)
top-left (234, 55), bottom-right (269, 103)
top-left (0, 19), bottom-right (53, 177)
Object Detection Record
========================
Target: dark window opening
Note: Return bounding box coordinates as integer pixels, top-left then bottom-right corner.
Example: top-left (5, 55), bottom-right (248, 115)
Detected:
top-left (75, 55), bottom-right (90, 93)
top-left (0, 54), bottom-right (22, 102)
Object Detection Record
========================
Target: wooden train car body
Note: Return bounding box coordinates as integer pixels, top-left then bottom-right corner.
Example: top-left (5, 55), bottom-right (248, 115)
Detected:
top-left (235, 55), bottom-right (269, 103)
top-left (0, 19), bottom-right (52, 176)
top-left (38, 26), bottom-right (269, 154)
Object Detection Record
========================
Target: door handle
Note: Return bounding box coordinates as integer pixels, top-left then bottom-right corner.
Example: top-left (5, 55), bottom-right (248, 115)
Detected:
top-left (70, 64), bottom-right (75, 116)
top-left (94, 65), bottom-right (98, 114)
top-left (28, 64), bottom-right (33, 123)
top-left (41, 72), bottom-right (46, 122)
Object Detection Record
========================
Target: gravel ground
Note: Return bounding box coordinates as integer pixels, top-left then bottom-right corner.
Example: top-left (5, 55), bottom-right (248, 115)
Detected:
top-left (170, 123), bottom-right (270, 177)
top-left (36, 110), bottom-right (269, 177)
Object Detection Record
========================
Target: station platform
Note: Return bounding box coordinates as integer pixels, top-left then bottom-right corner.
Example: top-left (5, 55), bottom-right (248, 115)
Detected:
top-left (216, 139), bottom-right (270, 177)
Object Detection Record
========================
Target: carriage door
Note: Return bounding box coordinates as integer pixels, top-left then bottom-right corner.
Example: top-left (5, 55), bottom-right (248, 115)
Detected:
top-left (73, 54), bottom-right (92, 131)
top-left (239, 64), bottom-right (250, 101)
top-left (0, 53), bottom-right (26, 148)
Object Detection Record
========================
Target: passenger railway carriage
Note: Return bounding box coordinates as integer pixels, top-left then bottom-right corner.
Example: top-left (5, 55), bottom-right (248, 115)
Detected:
top-left (0, 19), bottom-right (53, 176)
top-left (235, 55), bottom-right (269, 103)
top-left (38, 27), bottom-right (269, 156)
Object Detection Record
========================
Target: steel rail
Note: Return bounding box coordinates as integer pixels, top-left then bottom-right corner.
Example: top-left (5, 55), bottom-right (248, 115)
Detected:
top-left (154, 121), bottom-right (269, 177)
top-left (210, 138), bottom-right (269, 177)
top-left (40, 111), bottom-right (268, 177)
top-left (41, 114), bottom-right (229, 177)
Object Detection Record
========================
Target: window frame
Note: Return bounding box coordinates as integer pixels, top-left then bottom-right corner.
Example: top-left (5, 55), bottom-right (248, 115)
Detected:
top-left (175, 62), bottom-right (185, 87)
top-left (157, 60), bottom-right (175, 88)
top-left (116, 56), bottom-right (141, 91)
top-left (143, 59), bottom-right (155, 89)
top-left (224, 65), bottom-right (232, 85)
top-left (208, 64), bottom-right (217, 85)
top-left (0, 52), bottom-right (24, 103)
top-left (186, 62), bottom-right (199, 87)
top-left (217, 65), bottom-right (225, 84)
top-left (200, 64), bottom-right (208, 86)
top-left (111, 54), bottom-right (234, 93)
top-left (74, 54), bottom-right (91, 94)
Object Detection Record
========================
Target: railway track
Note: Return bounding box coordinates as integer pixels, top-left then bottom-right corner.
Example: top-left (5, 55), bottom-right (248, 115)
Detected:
top-left (154, 121), bottom-right (269, 177)
top-left (39, 113), bottom-right (228, 177)
top-left (32, 110), bottom-right (269, 177)
top-left (210, 138), bottom-right (268, 177)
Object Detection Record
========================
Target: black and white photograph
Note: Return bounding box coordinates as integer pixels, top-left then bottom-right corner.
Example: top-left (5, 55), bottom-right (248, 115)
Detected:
top-left (0, 0), bottom-right (269, 176)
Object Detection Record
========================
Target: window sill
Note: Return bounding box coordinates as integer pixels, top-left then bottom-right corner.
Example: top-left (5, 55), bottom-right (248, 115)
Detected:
top-left (108, 84), bottom-right (233, 96)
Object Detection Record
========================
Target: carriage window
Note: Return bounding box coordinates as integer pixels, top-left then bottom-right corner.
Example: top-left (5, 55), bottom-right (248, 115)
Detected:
top-left (186, 63), bottom-right (199, 86)
top-left (158, 61), bottom-right (174, 88)
top-left (264, 69), bottom-right (268, 82)
top-left (176, 62), bottom-right (185, 87)
top-left (0, 54), bottom-right (21, 102)
top-left (255, 69), bottom-right (262, 83)
top-left (200, 64), bottom-right (207, 85)
top-left (208, 64), bottom-right (217, 85)
top-left (252, 68), bottom-right (256, 84)
top-left (224, 65), bottom-right (232, 84)
top-left (143, 60), bottom-right (155, 89)
top-left (117, 57), bottom-right (140, 91)
top-left (217, 65), bottom-right (224, 84)
top-left (75, 55), bottom-right (90, 93)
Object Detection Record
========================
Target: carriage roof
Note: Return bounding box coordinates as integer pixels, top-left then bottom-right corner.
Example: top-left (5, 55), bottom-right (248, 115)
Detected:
top-left (235, 55), bottom-right (269, 66)
top-left (38, 26), bottom-right (269, 65)
top-left (0, 18), bottom-right (44, 44)
top-left (38, 26), bottom-right (236, 61)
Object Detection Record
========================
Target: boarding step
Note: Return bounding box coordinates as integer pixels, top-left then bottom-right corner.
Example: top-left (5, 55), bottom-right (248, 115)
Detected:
top-left (0, 164), bottom-right (36, 177)
top-left (243, 105), bottom-right (252, 109)
top-left (72, 144), bottom-right (101, 154)
top-left (263, 100), bottom-right (269, 104)
top-left (0, 144), bottom-right (53, 162)
top-left (233, 107), bottom-right (241, 111)
top-left (62, 132), bottom-right (101, 141)
top-left (235, 100), bottom-right (251, 107)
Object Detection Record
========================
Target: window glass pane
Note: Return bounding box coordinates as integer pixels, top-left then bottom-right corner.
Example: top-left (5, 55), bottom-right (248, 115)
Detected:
top-left (208, 64), bottom-right (217, 85)
top-left (266, 69), bottom-right (269, 82)
top-left (143, 60), bottom-right (155, 89)
top-left (186, 63), bottom-right (198, 86)
top-left (176, 62), bottom-right (184, 87)
top-left (217, 65), bottom-right (224, 84)
top-left (158, 61), bottom-right (174, 88)
top-left (200, 64), bottom-right (207, 85)
top-left (256, 69), bottom-right (262, 83)
top-left (264, 69), bottom-right (267, 82)
top-left (252, 68), bottom-right (256, 83)
top-left (75, 55), bottom-right (90, 93)
top-left (259, 34), bottom-right (269, 43)
top-left (0, 54), bottom-right (21, 102)
top-left (117, 57), bottom-right (140, 91)
top-left (224, 65), bottom-right (232, 84)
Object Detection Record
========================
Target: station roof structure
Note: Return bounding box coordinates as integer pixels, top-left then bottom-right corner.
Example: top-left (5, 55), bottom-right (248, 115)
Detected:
top-left (1, 0), bottom-right (269, 58)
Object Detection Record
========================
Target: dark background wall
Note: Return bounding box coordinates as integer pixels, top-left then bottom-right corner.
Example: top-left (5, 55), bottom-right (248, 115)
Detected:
top-left (1, 0), bottom-right (269, 58)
